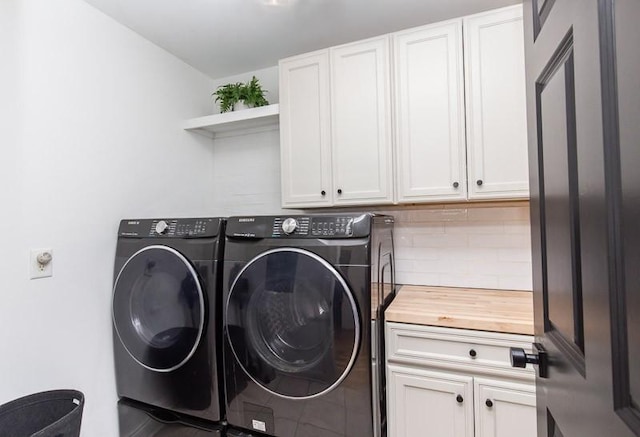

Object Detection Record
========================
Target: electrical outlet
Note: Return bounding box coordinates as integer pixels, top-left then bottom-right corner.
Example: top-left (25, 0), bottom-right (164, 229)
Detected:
top-left (30, 248), bottom-right (53, 279)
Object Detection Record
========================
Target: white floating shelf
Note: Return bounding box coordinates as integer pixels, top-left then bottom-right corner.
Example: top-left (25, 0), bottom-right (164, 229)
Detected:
top-left (183, 104), bottom-right (279, 138)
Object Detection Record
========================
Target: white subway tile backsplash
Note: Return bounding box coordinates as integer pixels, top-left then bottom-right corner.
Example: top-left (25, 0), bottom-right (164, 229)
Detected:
top-left (503, 220), bottom-right (532, 235)
top-left (398, 223), bottom-right (446, 234)
top-left (393, 232), bottom-right (413, 248)
top-left (395, 247), bottom-right (439, 261)
top-left (444, 221), bottom-right (505, 234)
top-left (396, 271), bottom-right (441, 287)
top-left (467, 206), bottom-right (530, 221)
top-left (498, 275), bottom-right (533, 291)
top-left (471, 259), bottom-right (531, 276)
top-left (377, 203), bottom-right (533, 291)
top-left (413, 233), bottom-right (468, 248)
top-left (498, 248), bottom-right (533, 263)
top-left (413, 259), bottom-right (467, 275)
top-left (407, 208), bottom-right (468, 222)
top-left (436, 247), bottom-right (499, 262)
top-left (439, 273), bottom-right (499, 289)
top-left (468, 233), bottom-right (531, 249)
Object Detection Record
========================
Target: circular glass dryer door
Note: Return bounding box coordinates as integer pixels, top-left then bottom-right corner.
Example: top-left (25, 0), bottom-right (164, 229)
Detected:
top-left (225, 248), bottom-right (360, 399)
top-left (112, 245), bottom-right (205, 372)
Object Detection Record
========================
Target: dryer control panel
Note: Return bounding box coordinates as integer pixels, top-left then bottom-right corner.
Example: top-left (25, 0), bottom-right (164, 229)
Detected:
top-left (118, 218), bottom-right (223, 238)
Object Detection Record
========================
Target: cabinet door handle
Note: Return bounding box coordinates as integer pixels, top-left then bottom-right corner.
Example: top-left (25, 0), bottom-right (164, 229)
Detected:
top-left (477, 179), bottom-right (483, 186)
top-left (337, 189), bottom-right (342, 194)
top-left (456, 395), bottom-right (464, 403)
top-left (321, 190), bottom-right (326, 196)
top-left (485, 399), bottom-right (493, 408)
top-left (453, 181), bottom-right (459, 188)
top-left (469, 349), bottom-right (477, 358)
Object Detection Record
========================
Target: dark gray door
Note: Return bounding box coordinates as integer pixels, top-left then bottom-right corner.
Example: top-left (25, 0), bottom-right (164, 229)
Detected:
top-left (524, 0), bottom-right (640, 436)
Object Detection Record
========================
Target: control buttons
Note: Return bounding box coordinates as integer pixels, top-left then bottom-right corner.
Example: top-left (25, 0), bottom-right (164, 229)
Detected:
top-left (282, 218), bottom-right (298, 235)
top-left (310, 217), bottom-right (354, 237)
top-left (155, 220), bottom-right (169, 235)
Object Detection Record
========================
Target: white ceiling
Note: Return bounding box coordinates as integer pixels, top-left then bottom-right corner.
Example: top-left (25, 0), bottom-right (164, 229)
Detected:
top-left (83, 0), bottom-right (521, 79)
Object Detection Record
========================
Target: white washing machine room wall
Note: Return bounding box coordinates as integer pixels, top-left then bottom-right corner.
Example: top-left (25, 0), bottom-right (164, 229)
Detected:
top-left (111, 218), bottom-right (226, 436)
top-left (222, 214), bottom-right (395, 437)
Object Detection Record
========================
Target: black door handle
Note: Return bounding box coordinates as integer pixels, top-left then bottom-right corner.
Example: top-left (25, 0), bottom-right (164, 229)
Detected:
top-left (510, 344), bottom-right (548, 378)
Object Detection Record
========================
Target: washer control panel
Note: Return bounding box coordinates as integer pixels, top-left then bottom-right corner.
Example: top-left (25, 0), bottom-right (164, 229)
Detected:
top-left (227, 215), bottom-right (373, 239)
top-left (118, 218), bottom-right (222, 238)
top-left (269, 216), bottom-right (355, 237)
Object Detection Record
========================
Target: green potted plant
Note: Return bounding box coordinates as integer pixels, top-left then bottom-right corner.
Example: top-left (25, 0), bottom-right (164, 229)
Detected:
top-left (240, 76), bottom-right (269, 109)
top-left (212, 76), bottom-right (269, 113)
top-left (212, 81), bottom-right (243, 113)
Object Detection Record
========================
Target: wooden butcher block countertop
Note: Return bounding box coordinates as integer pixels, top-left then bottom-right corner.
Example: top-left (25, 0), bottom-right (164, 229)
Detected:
top-left (386, 285), bottom-right (534, 335)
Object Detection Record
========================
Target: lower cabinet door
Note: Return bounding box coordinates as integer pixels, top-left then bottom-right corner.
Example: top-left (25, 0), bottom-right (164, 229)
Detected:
top-left (474, 378), bottom-right (537, 437)
top-left (387, 365), bottom-right (474, 437)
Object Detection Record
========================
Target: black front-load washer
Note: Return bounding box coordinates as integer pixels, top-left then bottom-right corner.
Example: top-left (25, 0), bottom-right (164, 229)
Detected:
top-left (112, 218), bottom-right (225, 426)
top-left (223, 214), bottom-right (395, 437)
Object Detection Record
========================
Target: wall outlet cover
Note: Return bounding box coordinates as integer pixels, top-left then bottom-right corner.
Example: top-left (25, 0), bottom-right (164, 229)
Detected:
top-left (30, 248), bottom-right (53, 279)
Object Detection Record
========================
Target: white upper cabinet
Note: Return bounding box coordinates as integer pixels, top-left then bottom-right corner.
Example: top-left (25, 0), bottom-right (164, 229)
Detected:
top-left (394, 20), bottom-right (467, 203)
top-left (279, 51), bottom-right (332, 208)
top-left (330, 36), bottom-right (394, 205)
top-left (464, 5), bottom-right (529, 200)
top-left (278, 5), bottom-right (529, 208)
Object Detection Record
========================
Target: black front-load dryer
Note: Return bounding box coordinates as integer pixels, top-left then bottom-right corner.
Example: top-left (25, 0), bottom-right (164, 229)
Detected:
top-left (223, 214), bottom-right (395, 437)
top-left (112, 218), bottom-right (225, 424)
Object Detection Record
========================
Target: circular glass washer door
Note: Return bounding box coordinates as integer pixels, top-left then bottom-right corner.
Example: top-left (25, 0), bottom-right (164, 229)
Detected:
top-left (112, 245), bottom-right (205, 372)
top-left (226, 248), bottom-right (360, 399)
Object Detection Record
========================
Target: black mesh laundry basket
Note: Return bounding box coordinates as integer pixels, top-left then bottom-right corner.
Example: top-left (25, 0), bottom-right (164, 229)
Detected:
top-left (0, 390), bottom-right (84, 437)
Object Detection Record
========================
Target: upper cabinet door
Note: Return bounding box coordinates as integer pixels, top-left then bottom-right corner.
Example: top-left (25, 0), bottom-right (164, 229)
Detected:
top-left (394, 20), bottom-right (467, 203)
top-left (464, 5), bottom-right (529, 200)
top-left (279, 51), bottom-right (333, 208)
top-left (330, 36), bottom-right (394, 205)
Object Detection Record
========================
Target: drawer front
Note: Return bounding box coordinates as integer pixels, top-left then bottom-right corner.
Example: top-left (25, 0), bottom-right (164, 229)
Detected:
top-left (386, 323), bottom-right (534, 376)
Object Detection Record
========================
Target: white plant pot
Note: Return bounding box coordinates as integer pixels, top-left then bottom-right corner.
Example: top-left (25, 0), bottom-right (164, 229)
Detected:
top-left (233, 101), bottom-right (252, 111)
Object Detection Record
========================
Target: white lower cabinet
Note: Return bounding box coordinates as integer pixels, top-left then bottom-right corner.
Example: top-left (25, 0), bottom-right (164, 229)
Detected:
top-left (474, 379), bottom-right (536, 437)
top-left (388, 366), bottom-right (474, 437)
top-left (386, 323), bottom-right (536, 437)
